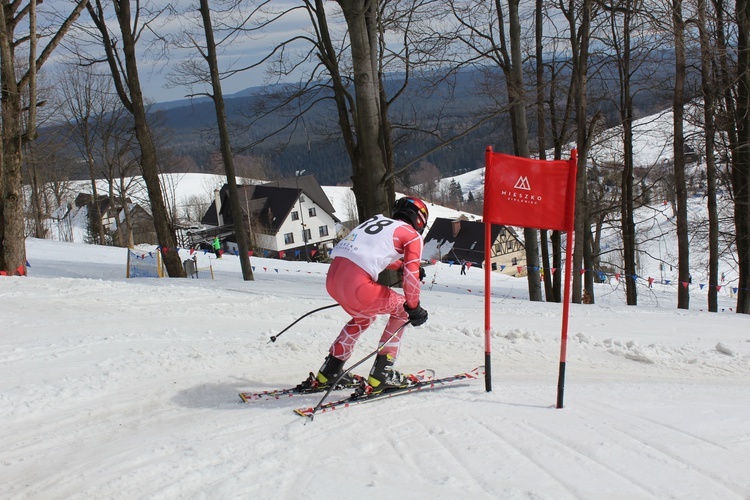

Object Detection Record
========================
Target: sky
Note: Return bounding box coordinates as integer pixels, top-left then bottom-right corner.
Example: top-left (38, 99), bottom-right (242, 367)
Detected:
top-left (40, 0), bottom-right (313, 105)
top-left (135, 1), bottom-right (319, 104)
top-left (2, 179), bottom-right (750, 498)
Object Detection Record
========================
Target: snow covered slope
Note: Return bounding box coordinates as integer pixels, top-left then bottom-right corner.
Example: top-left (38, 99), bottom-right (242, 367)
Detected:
top-left (1, 238), bottom-right (749, 498)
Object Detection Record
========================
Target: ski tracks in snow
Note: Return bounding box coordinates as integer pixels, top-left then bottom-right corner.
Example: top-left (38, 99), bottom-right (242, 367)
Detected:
top-left (264, 383), bottom-right (750, 499)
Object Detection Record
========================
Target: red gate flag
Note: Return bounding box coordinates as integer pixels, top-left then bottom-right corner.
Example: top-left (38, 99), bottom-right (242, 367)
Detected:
top-left (483, 147), bottom-right (577, 232)
top-left (482, 148), bottom-right (577, 408)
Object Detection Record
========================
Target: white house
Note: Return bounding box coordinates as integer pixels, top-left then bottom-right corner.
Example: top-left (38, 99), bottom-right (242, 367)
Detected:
top-left (201, 175), bottom-right (340, 260)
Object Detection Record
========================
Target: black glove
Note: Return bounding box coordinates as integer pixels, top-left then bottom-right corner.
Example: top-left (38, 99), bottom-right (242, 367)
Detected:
top-left (419, 266), bottom-right (426, 282)
top-left (404, 302), bottom-right (428, 327)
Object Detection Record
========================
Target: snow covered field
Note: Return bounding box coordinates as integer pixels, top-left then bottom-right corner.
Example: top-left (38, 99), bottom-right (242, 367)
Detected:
top-left (1, 238), bottom-right (749, 499)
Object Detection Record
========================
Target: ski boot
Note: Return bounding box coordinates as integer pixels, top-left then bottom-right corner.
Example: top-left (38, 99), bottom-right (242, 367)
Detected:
top-left (296, 354), bottom-right (358, 393)
top-left (365, 353), bottom-right (417, 395)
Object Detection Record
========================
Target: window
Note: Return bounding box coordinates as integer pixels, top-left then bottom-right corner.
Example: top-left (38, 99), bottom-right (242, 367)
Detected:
top-left (284, 233), bottom-right (294, 244)
top-left (303, 229), bottom-right (312, 242)
top-left (308, 207), bottom-right (317, 217)
top-left (319, 225), bottom-right (329, 237)
top-left (291, 211), bottom-right (299, 221)
top-left (299, 195), bottom-right (305, 202)
top-left (511, 257), bottom-right (518, 266)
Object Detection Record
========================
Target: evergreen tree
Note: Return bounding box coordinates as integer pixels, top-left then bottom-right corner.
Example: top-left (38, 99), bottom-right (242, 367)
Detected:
top-left (449, 180), bottom-right (464, 206)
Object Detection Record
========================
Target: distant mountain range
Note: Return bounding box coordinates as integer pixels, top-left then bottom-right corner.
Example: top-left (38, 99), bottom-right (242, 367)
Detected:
top-left (49, 64), bottom-right (687, 186)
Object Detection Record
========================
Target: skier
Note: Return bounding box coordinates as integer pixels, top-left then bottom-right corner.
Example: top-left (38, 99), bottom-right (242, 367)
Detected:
top-left (212, 236), bottom-right (221, 259)
top-left (299, 196), bottom-right (430, 394)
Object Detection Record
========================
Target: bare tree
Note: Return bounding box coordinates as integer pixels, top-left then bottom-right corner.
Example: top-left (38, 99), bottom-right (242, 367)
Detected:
top-left (534, 10), bottom-right (577, 303)
top-left (411, 161), bottom-right (442, 203)
top-left (0, 0), bottom-right (88, 275)
top-left (609, 0), bottom-right (639, 306)
top-left (594, 0), bottom-right (664, 305)
top-left (169, 0), bottom-right (254, 281)
top-left (565, 0), bottom-right (602, 304)
top-left (673, 0), bottom-right (690, 309)
top-left (20, 66), bottom-right (62, 240)
top-left (510, 0), bottom-right (545, 300)
top-left (229, 1), bottom-right (495, 231)
top-left (709, 0), bottom-right (750, 314)
top-left (441, 0), bottom-right (544, 299)
top-left (183, 194), bottom-right (210, 222)
top-left (199, 0), bottom-right (253, 279)
top-left (82, 0), bottom-right (185, 277)
top-left (697, 0), bottom-right (720, 311)
top-left (734, 0), bottom-right (750, 313)
top-left (329, 0), bottom-right (392, 219)
top-left (535, 0), bottom-right (555, 302)
top-left (96, 101), bottom-right (140, 247)
top-left (60, 66), bottom-right (114, 245)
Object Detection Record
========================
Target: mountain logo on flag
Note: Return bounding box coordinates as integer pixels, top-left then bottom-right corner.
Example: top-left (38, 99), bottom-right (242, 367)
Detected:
top-left (514, 176), bottom-right (531, 190)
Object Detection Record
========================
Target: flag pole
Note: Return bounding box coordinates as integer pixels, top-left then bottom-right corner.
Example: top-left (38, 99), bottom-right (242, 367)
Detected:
top-left (483, 146), bottom-right (494, 392)
top-left (556, 149), bottom-right (578, 408)
top-left (482, 147), bottom-right (577, 403)
top-left (484, 217), bottom-right (493, 392)
top-left (556, 231), bottom-right (574, 408)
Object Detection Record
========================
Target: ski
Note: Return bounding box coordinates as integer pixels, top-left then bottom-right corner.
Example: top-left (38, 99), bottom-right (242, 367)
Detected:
top-left (239, 375), bottom-right (364, 402)
top-left (239, 369), bottom-right (435, 402)
top-left (294, 366), bottom-right (484, 418)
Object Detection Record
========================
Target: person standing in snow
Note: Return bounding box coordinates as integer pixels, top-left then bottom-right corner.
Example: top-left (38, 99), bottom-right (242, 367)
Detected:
top-left (212, 236), bottom-right (221, 259)
top-left (299, 196), bottom-right (430, 394)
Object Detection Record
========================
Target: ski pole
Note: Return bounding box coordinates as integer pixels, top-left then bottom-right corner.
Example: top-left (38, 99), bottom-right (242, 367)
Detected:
top-left (268, 303), bottom-right (339, 343)
top-left (268, 279), bottom-right (404, 344)
top-left (307, 319), bottom-right (412, 420)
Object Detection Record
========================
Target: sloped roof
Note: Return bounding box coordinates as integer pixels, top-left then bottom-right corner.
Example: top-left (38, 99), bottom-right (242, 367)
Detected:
top-left (74, 193), bottom-right (114, 215)
top-left (260, 175), bottom-right (337, 215)
top-left (234, 185), bottom-right (300, 232)
top-left (201, 200), bottom-right (220, 226)
top-left (423, 217), bottom-right (518, 266)
top-left (201, 175), bottom-right (340, 229)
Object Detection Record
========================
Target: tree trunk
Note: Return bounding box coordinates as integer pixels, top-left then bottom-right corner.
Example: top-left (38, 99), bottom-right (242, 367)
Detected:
top-left (506, 0), bottom-right (542, 301)
top-left (92, 0), bottom-right (184, 277)
top-left (1, 0), bottom-right (87, 274)
top-left (198, 0), bottom-right (253, 281)
top-left (535, 0), bottom-right (555, 302)
top-left (619, 0), bottom-right (638, 306)
top-left (83, 112), bottom-right (107, 245)
top-left (25, 144), bottom-right (47, 239)
top-left (337, 1), bottom-right (390, 220)
top-left (87, 154), bottom-right (106, 245)
top-left (734, 0), bottom-right (750, 313)
top-left (714, 0), bottom-right (746, 313)
top-left (673, 0), bottom-right (690, 309)
top-left (552, 230), bottom-right (562, 302)
top-left (698, 0), bottom-right (719, 312)
top-left (26, 0), bottom-right (45, 241)
top-left (621, 114), bottom-right (638, 306)
top-left (569, 0), bottom-right (593, 304)
top-left (540, 231), bottom-right (554, 301)
top-left (0, 8), bottom-right (25, 275)
top-left (119, 175), bottom-right (132, 247)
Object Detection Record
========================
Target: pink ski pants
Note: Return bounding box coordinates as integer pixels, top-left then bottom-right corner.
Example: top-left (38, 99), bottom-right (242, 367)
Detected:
top-left (325, 257), bottom-right (409, 360)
